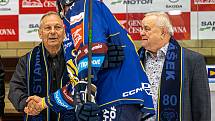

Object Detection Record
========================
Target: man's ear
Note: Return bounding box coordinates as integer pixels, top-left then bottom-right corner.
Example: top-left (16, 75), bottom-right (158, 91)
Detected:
top-left (161, 27), bottom-right (168, 36)
top-left (160, 27), bottom-right (167, 40)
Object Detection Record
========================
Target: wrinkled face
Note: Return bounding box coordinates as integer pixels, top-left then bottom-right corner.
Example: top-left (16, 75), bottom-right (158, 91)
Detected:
top-left (39, 14), bottom-right (65, 51)
top-left (140, 15), bottom-right (164, 52)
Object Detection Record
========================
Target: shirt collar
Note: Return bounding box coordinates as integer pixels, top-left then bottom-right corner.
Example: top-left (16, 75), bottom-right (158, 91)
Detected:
top-left (145, 43), bottom-right (169, 59)
top-left (46, 46), bottom-right (63, 60)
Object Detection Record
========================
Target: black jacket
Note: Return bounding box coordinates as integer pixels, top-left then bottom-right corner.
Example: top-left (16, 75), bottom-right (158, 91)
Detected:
top-left (0, 57), bottom-right (5, 117)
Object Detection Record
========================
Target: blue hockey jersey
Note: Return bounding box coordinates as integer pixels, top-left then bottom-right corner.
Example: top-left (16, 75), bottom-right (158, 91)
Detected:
top-left (45, 0), bottom-right (154, 115)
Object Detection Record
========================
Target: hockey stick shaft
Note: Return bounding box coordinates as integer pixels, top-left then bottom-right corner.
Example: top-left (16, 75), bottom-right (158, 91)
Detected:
top-left (87, 0), bottom-right (93, 102)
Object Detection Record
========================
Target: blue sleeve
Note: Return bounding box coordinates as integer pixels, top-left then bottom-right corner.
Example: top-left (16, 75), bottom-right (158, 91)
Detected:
top-left (44, 84), bottom-right (75, 113)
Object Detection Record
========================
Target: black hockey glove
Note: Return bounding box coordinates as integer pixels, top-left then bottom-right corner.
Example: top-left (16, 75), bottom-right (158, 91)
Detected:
top-left (102, 43), bottom-right (124, 69)
top-left (73, 81), bottom-right (99, 121)
top-left (73, 81), bottom-right (96, 103)
top-left (75, 101), bottom-right (100, 121)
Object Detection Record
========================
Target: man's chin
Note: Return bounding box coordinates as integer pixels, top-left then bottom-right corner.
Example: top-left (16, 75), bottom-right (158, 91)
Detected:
top-left (47, 43), bottom-right (60, 48)
top-left (48, 41), bottom-right (58, 45)
top-left (141, 42), bottom-right (147, 48)
top-left (141, 44), bottom-right (152, 52)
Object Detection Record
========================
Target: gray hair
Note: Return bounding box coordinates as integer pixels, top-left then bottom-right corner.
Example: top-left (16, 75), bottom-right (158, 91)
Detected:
top-left (40, 11), bottom-right (61, 27)
top-left (144, 12), bottom-right (174, 36)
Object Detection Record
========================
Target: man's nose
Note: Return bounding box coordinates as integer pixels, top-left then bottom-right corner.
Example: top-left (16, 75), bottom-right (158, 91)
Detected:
top-left (50, 27), bottom-right (56, 33)
top-left (140, 29), bottom-right (146, 37)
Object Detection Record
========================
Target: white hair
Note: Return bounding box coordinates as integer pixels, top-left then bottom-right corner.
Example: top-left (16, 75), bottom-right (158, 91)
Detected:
top-left (144, 12), bottom-right (174, 36)
top-left (40, 11), bottom-right (61, 27)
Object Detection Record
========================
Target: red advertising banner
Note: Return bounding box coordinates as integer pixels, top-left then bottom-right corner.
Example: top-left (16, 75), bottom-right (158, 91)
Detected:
top-left (19, 0), bottom-right (56, 14)
top-left (114, 12), bottom-right (190, 40)
top-left (114, 13), bottom-right (145, 41)
top-left (0, 15), bottom-right (19, 41)
top-left (191, 0), bottom-right (215, 11)
top-left (169, 12), bottom-right (190, 40)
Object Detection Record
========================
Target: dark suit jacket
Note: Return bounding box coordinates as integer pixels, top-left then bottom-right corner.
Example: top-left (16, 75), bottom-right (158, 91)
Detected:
top-left (0, 57), bottom-right (5, 117)
top-left (138, 47), bottom-right (211, 121)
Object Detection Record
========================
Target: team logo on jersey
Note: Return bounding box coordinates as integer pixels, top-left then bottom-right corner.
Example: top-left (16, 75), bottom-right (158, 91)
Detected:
top-left (62, 86), bottom-right (74, 104)
top-left (77, 56), bottom-right (105, 72)
top-left (71, 22), bottom-right (83, 49)
top-left (122, 83), bottom-right (152, 97)
top-left (77, 43), bottom-right (108, 61)
top-left (54, 90), bottom-right (73, 109)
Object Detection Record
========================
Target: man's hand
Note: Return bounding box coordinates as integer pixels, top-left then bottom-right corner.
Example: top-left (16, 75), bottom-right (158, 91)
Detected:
top-left (24, 99), bottom-right (40, 116)
top-left (102, 43), bottom-right (124, 69)
top-left (24, 95), bottom-right (47, 116)
top-left (76, 102), bottom-right (100, 121)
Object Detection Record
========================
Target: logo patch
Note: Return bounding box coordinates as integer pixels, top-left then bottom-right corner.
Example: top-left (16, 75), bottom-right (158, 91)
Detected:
top-left (71, 22), bottom-right (83, 49)
top-left (78, 56), bottom-right (105, 72)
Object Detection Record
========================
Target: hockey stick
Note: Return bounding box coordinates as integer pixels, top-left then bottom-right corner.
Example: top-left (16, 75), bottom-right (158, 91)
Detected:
top-left (87, 0), bottom-right (93, 102)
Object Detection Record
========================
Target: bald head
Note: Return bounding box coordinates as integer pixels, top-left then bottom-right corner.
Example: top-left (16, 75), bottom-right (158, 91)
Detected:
top-left (40, 11), bottom-right (63, 28)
